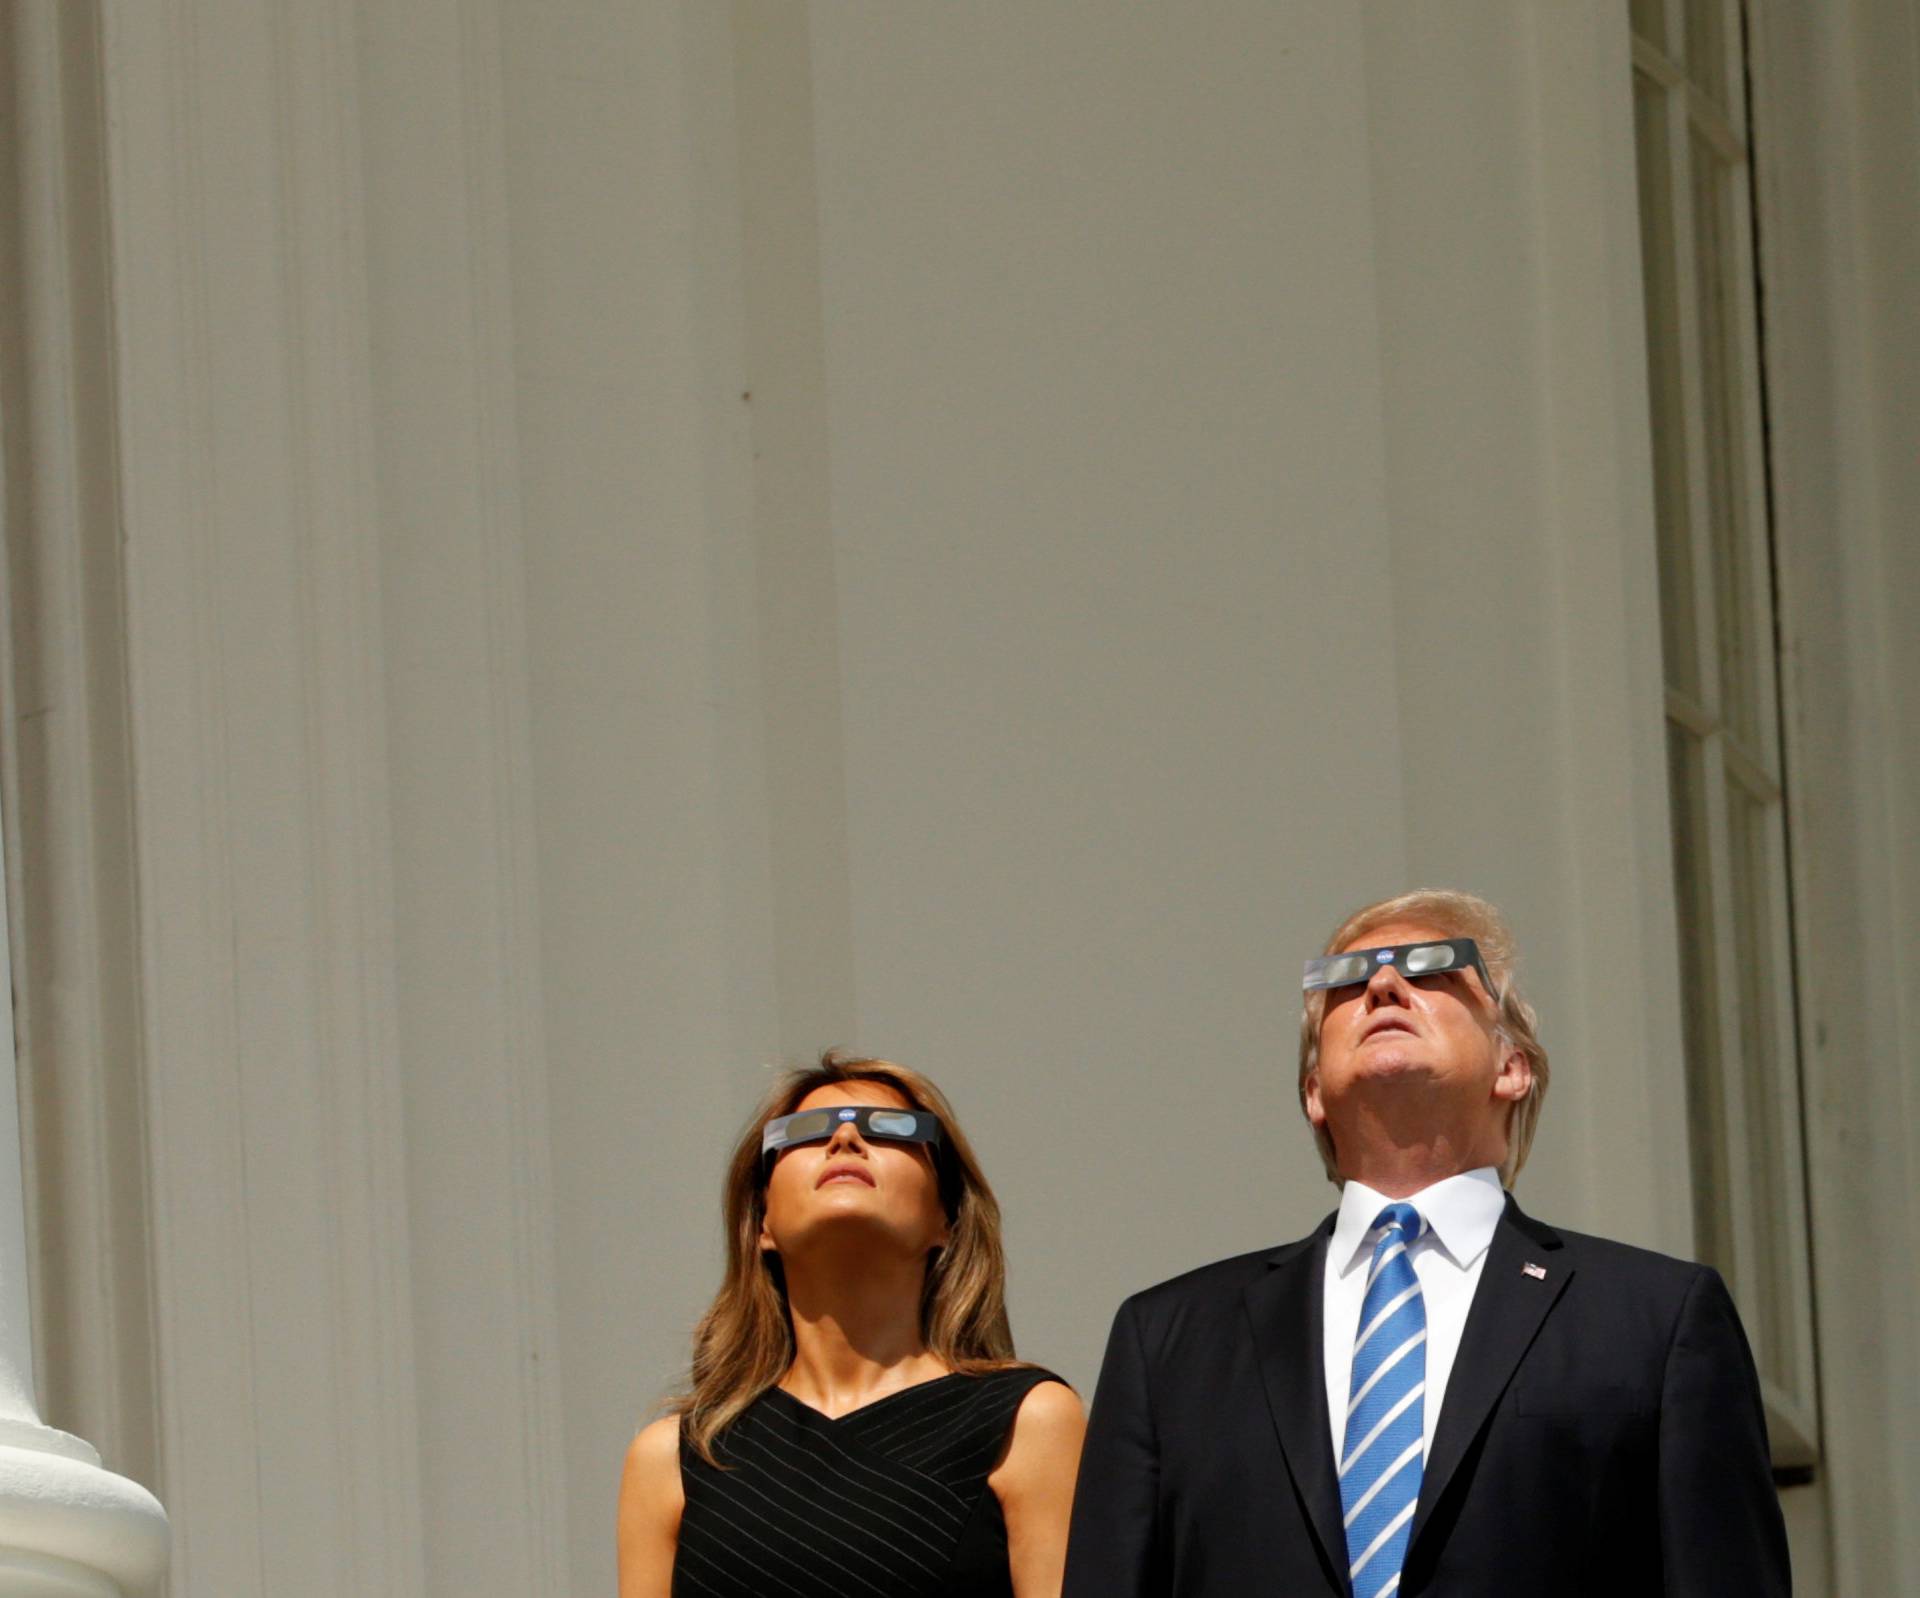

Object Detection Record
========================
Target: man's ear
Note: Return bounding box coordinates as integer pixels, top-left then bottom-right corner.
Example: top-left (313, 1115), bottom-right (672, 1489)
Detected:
top-left (1492, 1041), bottom-right (1532, 1103)
top-left (1304, 1070), bottom-right (1327, 1130)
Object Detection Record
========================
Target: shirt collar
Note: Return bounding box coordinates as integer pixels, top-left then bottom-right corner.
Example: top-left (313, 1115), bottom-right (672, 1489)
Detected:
top-left (1330, 1166), bottom-right (1507, 1275)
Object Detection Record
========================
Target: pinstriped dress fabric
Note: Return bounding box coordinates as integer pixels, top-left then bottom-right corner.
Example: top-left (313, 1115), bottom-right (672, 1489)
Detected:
top-left (674, 1368), bottom-right (1063, 1597)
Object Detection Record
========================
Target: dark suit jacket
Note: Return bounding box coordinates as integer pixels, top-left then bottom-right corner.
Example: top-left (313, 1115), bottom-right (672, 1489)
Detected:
top-left (1063, 1195), bottom-right (1789, 1596)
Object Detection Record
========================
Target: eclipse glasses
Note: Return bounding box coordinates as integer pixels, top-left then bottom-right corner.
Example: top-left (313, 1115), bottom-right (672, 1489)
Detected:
top-left (760, 1104), bottom-right (946, 1180)
top-left (1302, 938), bottom-right (1497, 1002)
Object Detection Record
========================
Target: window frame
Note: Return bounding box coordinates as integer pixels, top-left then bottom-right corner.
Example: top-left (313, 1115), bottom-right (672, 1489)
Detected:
top-left (1630, 0), bottom-right (1820, 1470)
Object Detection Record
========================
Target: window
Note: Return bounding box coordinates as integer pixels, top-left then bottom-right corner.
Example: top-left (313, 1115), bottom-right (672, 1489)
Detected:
top-left (1629, 0), bottom-right (1819, 1470)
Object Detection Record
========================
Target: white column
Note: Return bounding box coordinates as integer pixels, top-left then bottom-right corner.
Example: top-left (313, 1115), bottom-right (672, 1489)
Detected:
top-left (0, 3), bottom-right (169, 1589)
top-left (97, 2), bottom-right (428, 1590)
top-left (0, 866), bottom-right (168, 1595)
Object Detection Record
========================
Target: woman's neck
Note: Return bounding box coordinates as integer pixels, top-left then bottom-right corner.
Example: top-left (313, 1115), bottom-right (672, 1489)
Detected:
top-left (779, 1248), bottom-right (947, 1416)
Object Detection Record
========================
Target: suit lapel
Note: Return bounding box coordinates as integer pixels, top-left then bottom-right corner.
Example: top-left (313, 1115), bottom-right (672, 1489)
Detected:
top-left (1408, 1195), bottom-right (1571, 1551)
top-left (1243, 1216), bottom-right (1347, 1594)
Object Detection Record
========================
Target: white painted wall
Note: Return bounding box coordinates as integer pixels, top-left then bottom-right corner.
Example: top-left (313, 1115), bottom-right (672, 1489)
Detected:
top-left (3, 2), bottom-right (1913, 1595)
top-left (463, 3), bottom-right (1702, 1587)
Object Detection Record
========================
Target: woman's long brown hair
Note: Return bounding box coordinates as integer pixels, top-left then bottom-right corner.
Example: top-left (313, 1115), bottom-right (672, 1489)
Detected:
top-left (674, 1051), bottom-right (1020, 1464)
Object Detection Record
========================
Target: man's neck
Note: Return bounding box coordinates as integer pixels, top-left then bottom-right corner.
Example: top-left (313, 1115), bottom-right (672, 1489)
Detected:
top-left (1340, 1146), bottom-right (1492, 1200)
top-left (1330, 1099), bottom-right (1505, 1199)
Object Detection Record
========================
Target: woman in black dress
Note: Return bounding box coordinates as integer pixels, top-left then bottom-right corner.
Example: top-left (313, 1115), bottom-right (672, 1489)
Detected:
top-left (619, 1052), bottom-right (1085, 1598)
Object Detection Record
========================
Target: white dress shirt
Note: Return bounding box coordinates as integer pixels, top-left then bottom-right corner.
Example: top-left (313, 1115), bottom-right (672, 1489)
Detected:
top-left (1322, 1167), bottom-right (1507, 1464)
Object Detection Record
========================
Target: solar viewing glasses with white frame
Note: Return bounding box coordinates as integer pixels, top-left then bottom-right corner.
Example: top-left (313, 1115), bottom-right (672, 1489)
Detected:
top-left (1302, 937), bottom-right (1499, 1004)
top-left (760, 1104), bottom-right (946, 1180)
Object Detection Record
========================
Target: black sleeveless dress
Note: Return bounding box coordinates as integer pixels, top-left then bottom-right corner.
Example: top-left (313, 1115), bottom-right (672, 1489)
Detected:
top-left (673, 1367), bottom-right (1066, 1597)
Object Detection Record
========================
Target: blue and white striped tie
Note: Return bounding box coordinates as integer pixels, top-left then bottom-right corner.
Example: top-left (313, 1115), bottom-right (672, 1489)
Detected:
top-left (1339, 1202), bottom-right (1428, 1598)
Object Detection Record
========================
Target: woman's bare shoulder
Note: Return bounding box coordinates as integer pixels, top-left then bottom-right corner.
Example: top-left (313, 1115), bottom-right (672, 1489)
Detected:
top-left (1007, 1379), bottom-right (1085, 1450)
top-left (626, 1413), bottom-right (682, 1472)
top-left (621, 1414), bottom-right (685, 1514)
top-left (618, 1415), bottom-right (684, 1596)
top-left (991, 1378), bottom-right (1086, 1490)
top-left (1014, 1377), bottom-right (1083, 1421)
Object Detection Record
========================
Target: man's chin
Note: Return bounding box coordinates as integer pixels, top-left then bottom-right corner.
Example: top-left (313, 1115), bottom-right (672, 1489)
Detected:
top-left (1349, 1053), bottom-right (1436, 1085)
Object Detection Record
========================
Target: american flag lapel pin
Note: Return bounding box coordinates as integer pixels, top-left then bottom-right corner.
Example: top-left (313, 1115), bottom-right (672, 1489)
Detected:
top-left (1522, 1262), bottom-right (1547, 1280)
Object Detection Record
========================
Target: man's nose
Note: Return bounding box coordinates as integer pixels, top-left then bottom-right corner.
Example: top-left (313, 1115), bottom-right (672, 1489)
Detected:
top-left (1363, 960), bottom-right (1410, 1004)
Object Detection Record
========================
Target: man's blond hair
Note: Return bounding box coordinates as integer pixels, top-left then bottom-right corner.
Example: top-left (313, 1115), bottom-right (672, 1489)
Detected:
top-left (1297, 889), bottom-right (1549, 1187)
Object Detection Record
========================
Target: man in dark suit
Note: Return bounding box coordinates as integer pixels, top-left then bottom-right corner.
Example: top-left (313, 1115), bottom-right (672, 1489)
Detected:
top-left (1064, 889), bottom-right (1789, 1597)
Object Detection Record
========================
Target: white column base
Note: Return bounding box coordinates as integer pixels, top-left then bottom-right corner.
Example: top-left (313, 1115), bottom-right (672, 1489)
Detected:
top-left (0, 1430), bottom-right (168, 1598)
top-left (0, 1548), bottom-right (120, 1598)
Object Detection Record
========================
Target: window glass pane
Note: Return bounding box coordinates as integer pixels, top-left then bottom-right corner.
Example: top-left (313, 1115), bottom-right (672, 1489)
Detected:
top-left (1690, 134), bottom-right (1758, 743)
top-left (1685, 0), bottom-right (1729, 105)
top-left (1635, 81), bottom-right (1700, 699)
top-left (1667, 725), bottom-right (1735, 1280)
top-left (1727, 781), bottom-right (1796, 1391)
top-left (1631, 0), bottom-right (1668, 51)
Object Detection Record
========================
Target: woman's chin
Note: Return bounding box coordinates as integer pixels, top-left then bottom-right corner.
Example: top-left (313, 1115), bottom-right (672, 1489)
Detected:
top-left (782, 1209), bottom-right (925, 1257)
